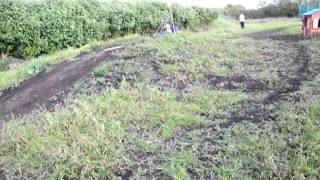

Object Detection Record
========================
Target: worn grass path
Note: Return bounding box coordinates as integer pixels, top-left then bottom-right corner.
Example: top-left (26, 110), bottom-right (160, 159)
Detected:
top-left (0, 20), bottom-right (319, 179)
top-left (0, 45), bottom-right (123, 120)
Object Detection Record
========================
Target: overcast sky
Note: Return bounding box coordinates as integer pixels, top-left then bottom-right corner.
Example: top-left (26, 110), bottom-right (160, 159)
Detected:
top-left (163, 0), bottom-right (274, 9)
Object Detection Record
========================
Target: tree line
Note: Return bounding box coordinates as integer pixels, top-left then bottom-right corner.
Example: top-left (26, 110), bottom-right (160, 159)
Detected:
top-left (224, 0), bottom-right (320, 19)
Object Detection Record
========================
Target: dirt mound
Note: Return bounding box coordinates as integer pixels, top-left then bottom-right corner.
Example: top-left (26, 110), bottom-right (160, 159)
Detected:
top-left (0, 46), bottom-right (122, 120)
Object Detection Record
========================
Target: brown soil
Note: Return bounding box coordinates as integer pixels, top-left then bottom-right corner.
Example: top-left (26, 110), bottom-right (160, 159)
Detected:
top-left (120, 29), bottom-right (319, 179)
top-left (247, 28), bottom-right (302, 42)
top-left (1, 28), bottom-right (319, 179)
top-left (204, 31), bottom-right (315, 127)
top-left (136, 30), bottom-right (319, 179)
top-left (0, 45), bottom-right (122, 121)
top-left (207, 74), bottom-right (267, 92)
top-left (223, 30), bottom-right (314, 127)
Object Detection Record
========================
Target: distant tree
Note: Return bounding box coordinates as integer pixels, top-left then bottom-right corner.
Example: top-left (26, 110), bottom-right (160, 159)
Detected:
top-left (294, 0), bottom-right (320, 4)
top-left (258, 0), bottom-right (267, 8)
top-left (224, 4), bottom-right (246, 19)
top-left (275, 0), bottom-right (299, 17)
top-left (224, 0), bottom-right (320, 19)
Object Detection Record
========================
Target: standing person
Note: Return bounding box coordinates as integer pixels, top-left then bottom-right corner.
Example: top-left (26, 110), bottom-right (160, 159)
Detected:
top-left (239, 13), bottom-right (246, 29)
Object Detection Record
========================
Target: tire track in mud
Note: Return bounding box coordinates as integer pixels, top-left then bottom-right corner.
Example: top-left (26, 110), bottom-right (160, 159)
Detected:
top-left (120, 30), bottom-right (315, 179)
top-left (116, 30), bottom-right (319, 179)
top-left (203, 42), bottom-right (313, 128)
top-left (143, 30), bottom-right (318, 179)
top-left (113, 30), bottom-right (318, 179)
top-left (0, 28), bottom-right (317, 178)
top-left (0, 45), bottom-right (124, 121)
top-left (224, 37), bottom-right (313, 127)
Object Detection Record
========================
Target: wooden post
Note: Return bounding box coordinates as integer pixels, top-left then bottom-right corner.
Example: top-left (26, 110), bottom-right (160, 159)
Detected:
top-left (169, 5), bottom-right (175, 32)
top-left (166, 0), bottom-right (175, 32)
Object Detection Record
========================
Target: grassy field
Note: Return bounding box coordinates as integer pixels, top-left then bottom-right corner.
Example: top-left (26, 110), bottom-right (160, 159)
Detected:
top-left (0, 35), bottom-right (141, 91)
top-left (1, 18), bottom-right (320, 179)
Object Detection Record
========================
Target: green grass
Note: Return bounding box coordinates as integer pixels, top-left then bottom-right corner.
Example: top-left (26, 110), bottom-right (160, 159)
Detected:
top-left (0, 17), bottom-right (299, 91)
top-left (94, 64), bottom-right (111, 77)
top-left (185, 88), bottom-right (246, 117)
top-left (0, 83), bottom-right (245, 178)
top-left (213, 17), bottom-right (300, 35)
top-left (128, 29), bottom-right (254, 78)
top-left (212, 100), bottom-right (320, 179)
top-left (0, 35), bottom-right (140, 91)
top-left (244, 18), bottom-right (300, 33)
top-left (208, 63), bottom-right (320, 179)
top-left (164, 151), bottom-right (197, 180)
top-left (94, 64), bottom-right (112, 84)
top-left (0, 47), bottom-right (83, 90)
top-left (1, 17), bottom-right (319, 179)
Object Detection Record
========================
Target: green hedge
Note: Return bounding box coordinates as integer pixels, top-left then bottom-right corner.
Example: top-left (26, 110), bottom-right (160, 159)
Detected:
top-left (0, 0), bottom-right (218, 58)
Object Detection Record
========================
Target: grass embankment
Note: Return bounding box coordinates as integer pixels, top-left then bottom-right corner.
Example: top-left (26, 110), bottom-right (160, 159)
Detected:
top-left (0, 18), bottom-right (299, 91)
top-left (0, 35), bottom-right (140, 91)
top-left (1, 18), bottom-right (320, 179)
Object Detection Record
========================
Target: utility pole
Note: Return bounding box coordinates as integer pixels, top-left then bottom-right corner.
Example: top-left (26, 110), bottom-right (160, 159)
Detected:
top-left (166, 0), bottom-right (175, 32)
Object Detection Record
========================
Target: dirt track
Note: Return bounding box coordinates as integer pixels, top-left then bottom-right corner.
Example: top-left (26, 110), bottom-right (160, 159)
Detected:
top-left (221, 30), bottom-right (314, 126)
top-left (0, 46), bottom-right (122, 120)
top-left (128, 30), bottom-right (319, 179)
top-left (113, 30), bottom-right (320, 179)
top-left (0, 29), bottom-right (316, 128)
top-left (0, 28), bottom-right (319, 179)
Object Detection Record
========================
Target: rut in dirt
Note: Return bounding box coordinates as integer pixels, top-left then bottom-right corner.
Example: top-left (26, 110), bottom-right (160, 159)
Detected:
top-left (129, 29), bottom-right (318, 179)
top-left (118, 29), bottom-right (318, 179)
top-left (219, 30), bottom-right (314, 127)
top-left (0, 45), bottom-right (123, 120)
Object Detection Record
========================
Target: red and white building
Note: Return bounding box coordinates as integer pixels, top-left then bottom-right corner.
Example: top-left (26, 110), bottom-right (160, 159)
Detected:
top-left (302, 8), bottom-right (320, 37)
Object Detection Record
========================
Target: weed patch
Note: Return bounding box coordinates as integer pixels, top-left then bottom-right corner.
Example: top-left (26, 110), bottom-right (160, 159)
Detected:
top-left (0, 83), bottom-right (245, 178)
top-left (1, 18), bottom-right (320, 179)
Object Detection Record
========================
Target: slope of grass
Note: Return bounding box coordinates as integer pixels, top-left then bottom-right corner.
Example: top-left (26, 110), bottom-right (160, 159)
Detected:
top-left (0, 84), bottom-right (245, 179)
top-left (2, 17), bottom-right (319, 179)
top-left (0, 17), bottom-right (299, 92)
top-left (0, 35), bottom-right (140, 91)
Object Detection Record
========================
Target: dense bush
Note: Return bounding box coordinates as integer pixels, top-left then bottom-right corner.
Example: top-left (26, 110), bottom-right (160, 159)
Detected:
top-left (172, 5), bottom-right (218, 29)
top-left (0, 0), bottom-right (218, 58)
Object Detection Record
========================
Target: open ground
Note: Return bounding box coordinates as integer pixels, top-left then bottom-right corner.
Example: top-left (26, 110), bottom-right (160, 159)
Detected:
top-left (0, 18), bottom-right (319, 179)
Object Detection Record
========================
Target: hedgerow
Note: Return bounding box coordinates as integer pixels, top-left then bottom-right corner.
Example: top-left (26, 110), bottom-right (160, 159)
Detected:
top-left (0, 0), bottom-right (218, 58)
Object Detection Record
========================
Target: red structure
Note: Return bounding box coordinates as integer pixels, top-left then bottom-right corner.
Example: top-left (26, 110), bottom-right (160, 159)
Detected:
top-left (302, 8), bottom-right (320, 37)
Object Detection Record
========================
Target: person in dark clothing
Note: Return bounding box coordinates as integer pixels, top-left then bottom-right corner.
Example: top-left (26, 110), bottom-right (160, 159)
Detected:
top-left (171, 21), bottom-right (180, 33)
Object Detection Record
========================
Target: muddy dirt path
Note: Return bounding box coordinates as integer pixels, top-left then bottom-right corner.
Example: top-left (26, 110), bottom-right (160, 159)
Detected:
top-left (0, 45), bottom-right (124, 120)
top-left (124, 29), bottom-right (319, 179)
top-left (214, 29), bottom-right (314, 127)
